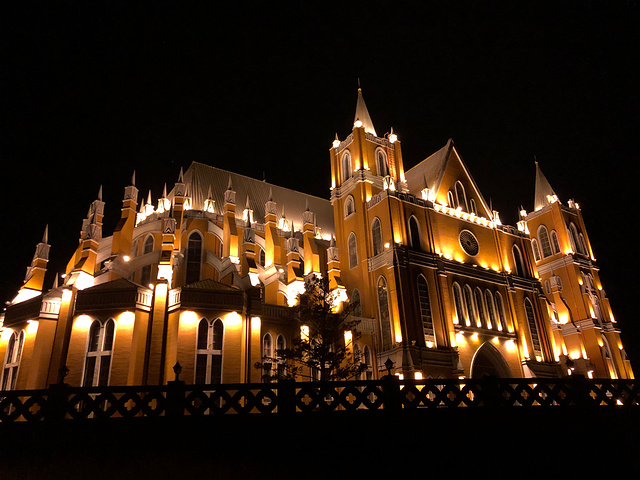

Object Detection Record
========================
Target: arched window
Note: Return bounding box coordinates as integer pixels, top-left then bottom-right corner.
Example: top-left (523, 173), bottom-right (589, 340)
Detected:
top-left (341, 150), bottom-right (353, 183)
top-left (348, 232), bottom-right (358, 269)
top-left (550, 230), bottom-right (561, 254)
top-left (512, 245), bottom-right (526, 277)
top-left (259, 248), bottom-right (266, 267)
top-left (195, 318), bottom-right (223, 384)
top-left (469, 198), bottom-right (477, 215)
top-left (495, 292), bottom-right (507, 332)
top-left (531, 239), bottom-right (541, 262)
top-left (484, 290), bottom-right (496, 330)
top-left (186, 231), bottom-right (203, 285)
top-left (447, 190), bottom-right (456, 208)
top-left (538, 226), bottom-right (552, 258)
top-left (524, 299), bottom-right (542, 361)
top-left (455, 181), bottom-right (468, 212)
top-left (131, 239), bottom-right (140, 258)
top-left (363, 345), bottom-right (373, 380)
top-left (452, 283), bottom-right (465, 325)
top-left (377, 277), bottom-right (393, 351)
top-left (579, 233), bottom-right (588, 256)
top-left (371, 218), bottom-right (383, 256)
top-left (262, 333), bottom-right (273, 381)
top-left (83, 319), bottom-right (115, 387)
top-left (408, 216), bottom-right (421, 250)
top-left (276, 334), bottom-right (286, 378)
top-left (417, 275), bottom-right (435, 347)
top-left (143, 235), bottom-right (154, 254)
top-left (2, 330), bottom-right (25, 390)
top-left (352, 288), bottom-right (362, 317)
top-left (344, 195), bottom-right (355, 217)
top-left (568, 223), bottom-right (582, 254)
top-left (474, 287), bottom-right (486, 328)
top-left (463, 285), bottom-right (475, 327)
top-left (376, 149), bottom-right (389, 177)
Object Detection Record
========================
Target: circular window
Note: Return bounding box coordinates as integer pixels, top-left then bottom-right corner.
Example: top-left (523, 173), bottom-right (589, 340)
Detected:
top-left (459, 230), bottom-right (479, 256)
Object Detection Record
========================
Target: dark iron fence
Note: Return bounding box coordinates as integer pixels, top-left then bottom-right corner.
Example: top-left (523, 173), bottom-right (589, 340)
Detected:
top-left (1, 376), bottom-right (638, 423)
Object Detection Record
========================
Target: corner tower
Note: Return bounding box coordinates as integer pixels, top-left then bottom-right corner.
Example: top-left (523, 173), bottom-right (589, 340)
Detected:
top-left (523, 162), bottom-right (634, 379)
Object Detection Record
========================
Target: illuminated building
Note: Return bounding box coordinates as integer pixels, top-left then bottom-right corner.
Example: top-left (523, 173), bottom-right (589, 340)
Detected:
top-left (0, 88), bottom-right (633, 390)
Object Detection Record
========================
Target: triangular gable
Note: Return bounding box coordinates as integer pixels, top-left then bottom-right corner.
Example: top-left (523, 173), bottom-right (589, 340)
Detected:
top-left (405, 139), bottom-right (492, 218)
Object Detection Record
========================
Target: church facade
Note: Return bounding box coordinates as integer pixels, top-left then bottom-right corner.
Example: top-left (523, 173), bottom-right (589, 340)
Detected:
top-left (1, 89), bottom-right (633, 391)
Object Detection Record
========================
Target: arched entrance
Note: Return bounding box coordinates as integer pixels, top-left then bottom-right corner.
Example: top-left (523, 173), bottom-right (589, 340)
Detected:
top-left (470, 342), bottom-right (513, 378)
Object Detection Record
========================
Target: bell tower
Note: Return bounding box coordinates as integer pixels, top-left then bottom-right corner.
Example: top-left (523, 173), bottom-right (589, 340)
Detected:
top-left (523, 162), bottom-right (634, 379)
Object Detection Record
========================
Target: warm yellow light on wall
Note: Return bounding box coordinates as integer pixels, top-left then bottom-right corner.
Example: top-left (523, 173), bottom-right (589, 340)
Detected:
top-left (62, 288), bottom-right (73, 302)
top-left (251, 316), bottom-right (261, 331)
top-left (395, 332), bottom-right (403, 343)
top-left (569, 351), bottom-right (581, 360)
top-left (558, 313), bottom-right (569, 325)
top-left (414, 372), bottom-right (423, 380)
top-left (118, 311), bottom-right (135, 326)
top-left (225, 311), bottom-right (242, 327)
top-left (75, 314), bottom-right (93, 330)
top-left (180, 310), bottom-right (199, 326)
top-left (301, 325), bottom-right (309, 342)
top-left (491, 336), bottom-right (499, 345)
top-left (343, 330), bottom-right (352, 345)
top-left (471, 332), bottom-right (479, 341)
top-left (506, 340), bottom-right (517, 352)
top-left (0, 328), bottom-right (13, 342)
top-left (26, 320), bottom-right (39, 335)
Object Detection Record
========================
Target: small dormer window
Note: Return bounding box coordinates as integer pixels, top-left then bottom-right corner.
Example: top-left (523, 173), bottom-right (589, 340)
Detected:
top-left (455, 181), bottom-right (468, 212)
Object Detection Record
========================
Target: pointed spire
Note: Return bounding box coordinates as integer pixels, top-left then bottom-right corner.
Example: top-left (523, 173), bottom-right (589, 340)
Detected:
top-left (268, 187), bottom-right (273, 202)
top-left (178, 167), bottom-right (184, 183)
top-left (98, 185), bottom-right (103, 202)
top-left (131, 171), bottom-right (136, 186)
top-left (162, 183), bottom-right (168, 198)
top-left (42, 224), bottom-right (49, 244)
top-left (534, 160), bottom-right (559, 211)
top-left (227, 175), bottom-right (233, 190)
top-left (147, 190), bottom-right (152, 205)
top-left (354, 83), bottom-right (377, 136)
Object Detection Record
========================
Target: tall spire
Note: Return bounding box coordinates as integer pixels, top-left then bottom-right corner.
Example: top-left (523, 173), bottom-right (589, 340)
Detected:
top-left (354, 83), bottom-right (377, 136)
top-left (534, 160), bottom-right (559, 211)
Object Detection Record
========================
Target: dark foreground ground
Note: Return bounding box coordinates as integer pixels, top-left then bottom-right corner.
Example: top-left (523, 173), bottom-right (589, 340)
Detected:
top-left (1, 406), bottom-right (639, 479)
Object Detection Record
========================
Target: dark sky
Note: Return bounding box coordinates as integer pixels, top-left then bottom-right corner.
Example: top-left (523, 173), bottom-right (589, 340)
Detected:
top-left (2, 1), bottom-right (639, 367)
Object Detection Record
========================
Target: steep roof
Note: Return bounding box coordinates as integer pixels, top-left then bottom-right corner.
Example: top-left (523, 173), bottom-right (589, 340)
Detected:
top-left (176, 162), bottom-right (335, 237)
top-left (404, 139), bottom-right (453, 195)
top-left (534, 161), bottom-right (559, 211)
top-left (354, 88), bottom-right (377, 136)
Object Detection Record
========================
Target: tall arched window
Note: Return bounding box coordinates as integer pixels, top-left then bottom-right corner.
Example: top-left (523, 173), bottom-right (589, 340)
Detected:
top-left (83, 319), bottom-right (115, 387)
top-left (262, 333), bottom-right (273, 381)
top-left (455, 181), bottom-right (468, 212)
top-left (363, 345), bottom-right (373, 380)
top-left (447, 190), bottom-right (456, 208)
top-left (568, 223), bottom-right (582, 254)
top-left (143, 235), bottom-right (154, 254)
top-left (531, 239), bottom-right (541, 262)
top-left (474, 287), bottom-right (486, 328)
top-left (195, 318), bottom-right (223, 384)
top-left (484, 290), bottom-right (496, 330)
top-left (408, 216), bottom-right (421, 250)
top-left (372, 218), bottom-right (383, 256)
top-left (377, 277), bottom-right (393, 351)
top-left (550, 230), bottom-right (561, 254)
top-left (524, 299), bottom-right (542, 360)
top-left (341, 151), bottom-right (353, 183)
top-left (186, 231), bottom-right (203, 285)
top-left (463, 285), bottom-right (475, 327)
top-left (376, 149), bottom-right (389, 177)
top-left (417, 275), bottom-right (435, 347)
top-left (2, 330), bottom-right (25, 391)
top-left (512, 245), bottom-right (526, 277)
top-left (348, 232), bottom-right (358, 269)
top-left (352, 288), bottom-right (362, 317)
top-left (276, 334), bottom-right (286, 378)
top-left (538, 226), bottom-right (552, 258)
top-left (344, 195), bottom-right (355, 217)
top-left (495, 292), bottom-right (507, 332)
top-left (452, 283), bottom-right (465, 325)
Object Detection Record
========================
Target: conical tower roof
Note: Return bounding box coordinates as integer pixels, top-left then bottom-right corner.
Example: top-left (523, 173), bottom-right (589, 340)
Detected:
top-left (354, 87), bottom-right (377, 136)
top-left (534, 161), bottom-right (559, 211)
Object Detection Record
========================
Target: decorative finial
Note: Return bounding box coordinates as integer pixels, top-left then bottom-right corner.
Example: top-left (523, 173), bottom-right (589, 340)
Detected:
top-left (98, 185), bottom-right (103, 202)
top-left (42, 224), bottom-right (49, 244)
top-left (131, 171), bottom-right (136, 187)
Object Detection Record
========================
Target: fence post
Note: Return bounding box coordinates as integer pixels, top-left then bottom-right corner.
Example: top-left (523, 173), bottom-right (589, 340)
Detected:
top-left (570, 374), bottom-right (590, 407)
top-left (166, 380), bottom-right (186, 417)
top-left (382, 375), bottom-right (402, 411)
top-left (277, 379), bottom-right (296, 415)
top-left (479, 376), bottom-right (502, 407)
top-left (45, 382), bottom-right (69, 422)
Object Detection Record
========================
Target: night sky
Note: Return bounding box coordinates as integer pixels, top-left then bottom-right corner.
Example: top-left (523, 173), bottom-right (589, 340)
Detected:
top-left (2, 2), bottom-right (639, 367)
